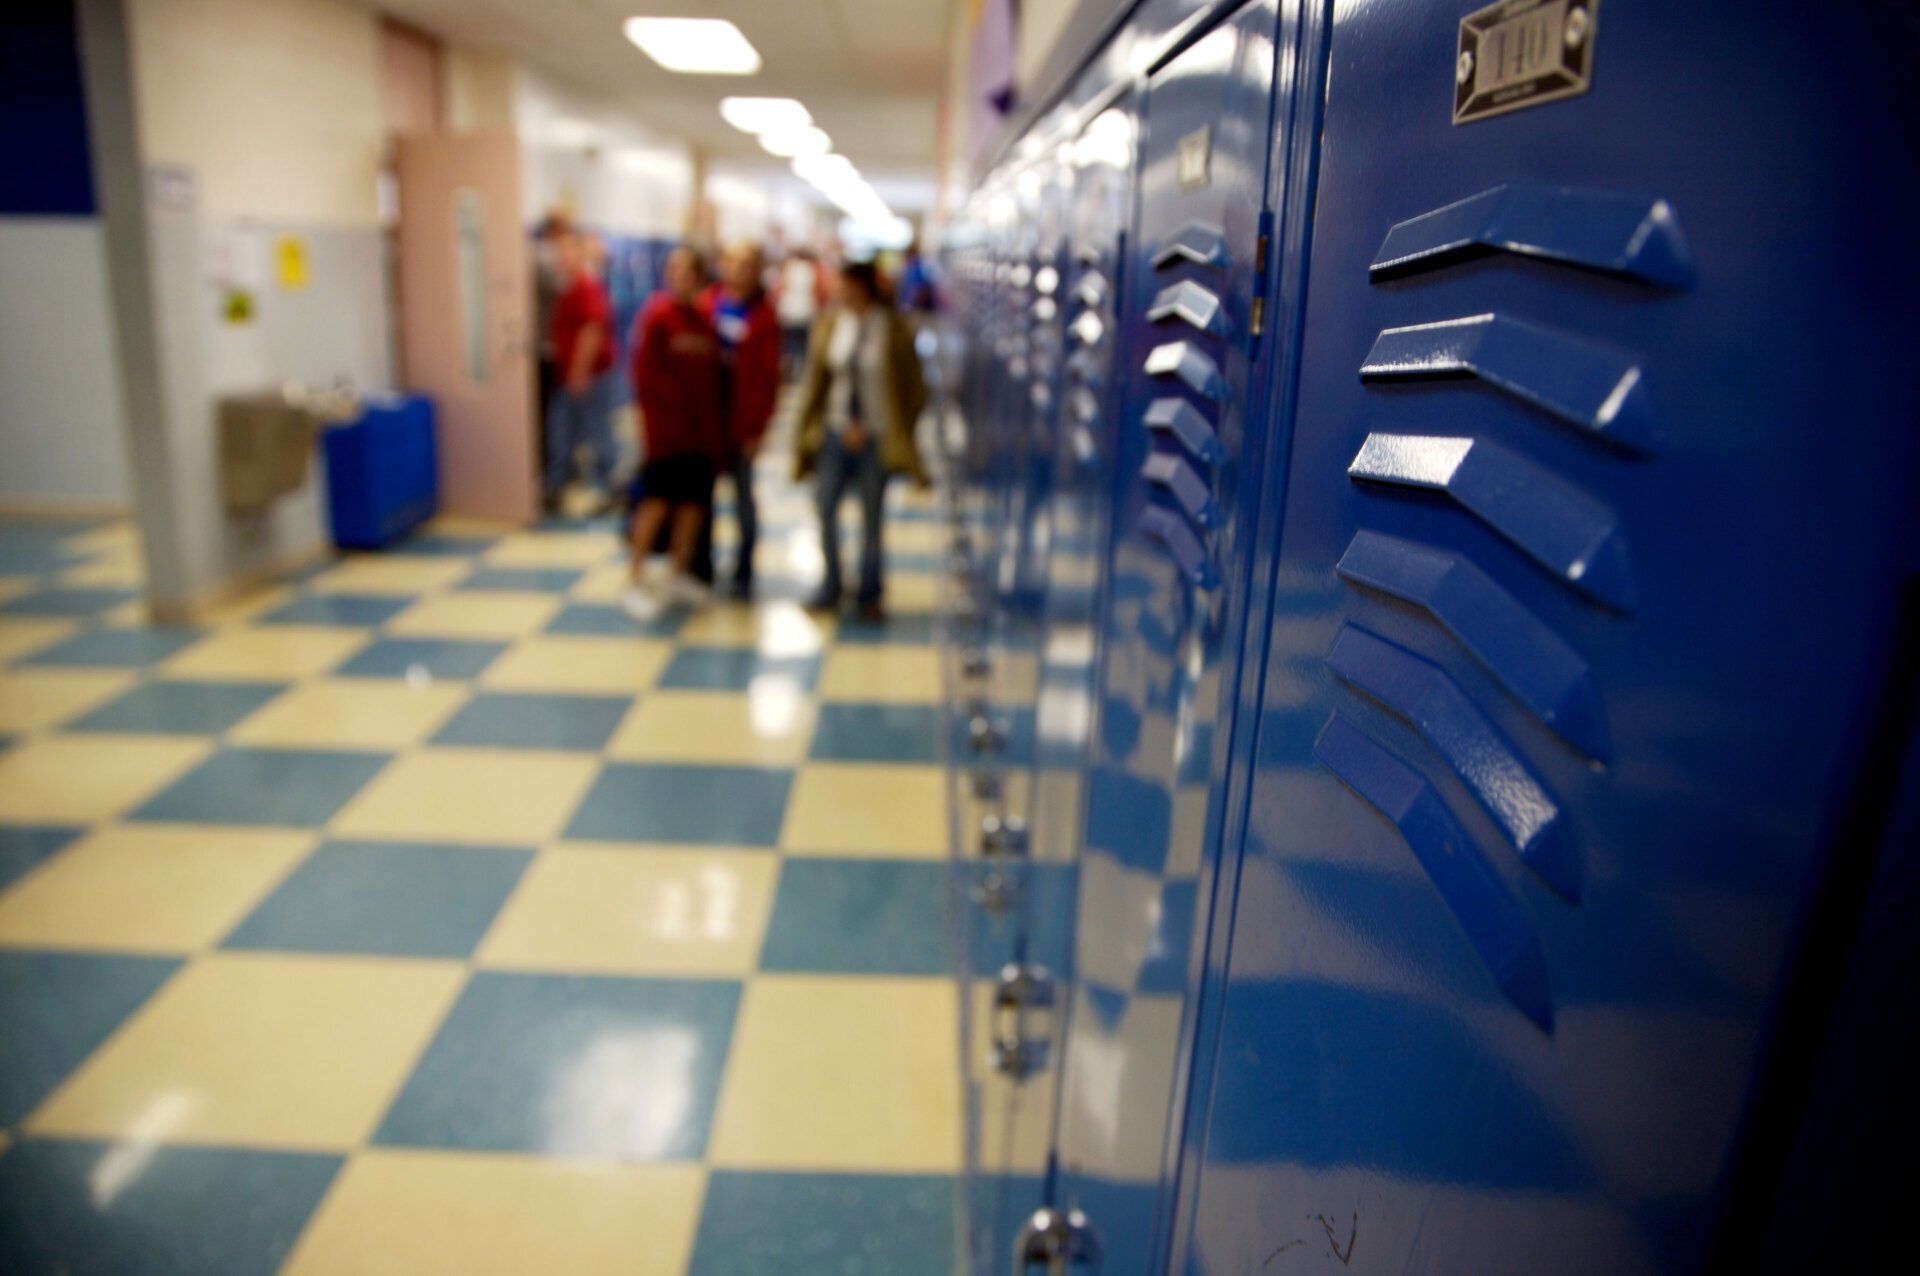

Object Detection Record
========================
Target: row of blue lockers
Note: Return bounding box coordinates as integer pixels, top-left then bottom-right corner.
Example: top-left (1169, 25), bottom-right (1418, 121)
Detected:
top-left (936, 0), bottom-right (1920, 1272)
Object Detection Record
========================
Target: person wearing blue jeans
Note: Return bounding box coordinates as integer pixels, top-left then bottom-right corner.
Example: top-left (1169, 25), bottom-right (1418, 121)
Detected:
top-left (813, 428), bottom-right (887, 609)
top-left (794, 260), bottom-right (928, 621)
top-left (542, 232), bottom-right (619, 508)
top-left (543, 367), bottom-right (616, 498)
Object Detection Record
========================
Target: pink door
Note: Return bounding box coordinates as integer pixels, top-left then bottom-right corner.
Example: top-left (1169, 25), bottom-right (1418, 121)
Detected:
top-left (395, 132), bottom-right (536, 522)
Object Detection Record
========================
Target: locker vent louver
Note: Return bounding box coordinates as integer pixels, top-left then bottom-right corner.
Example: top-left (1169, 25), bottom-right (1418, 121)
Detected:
top-left (1140, 223), bottom-right (1230, 590)
top-left (1063, 234), bottom-right (1114, 471)
top-left (1319, 184), bottom-right (1695, 1030)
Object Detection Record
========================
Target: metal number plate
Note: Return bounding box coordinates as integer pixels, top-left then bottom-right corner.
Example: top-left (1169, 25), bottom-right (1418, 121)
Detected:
top-left (1455, 0), bottom-right (1597, 124)
top-left (1177, 126), bottom-right (1211, 191)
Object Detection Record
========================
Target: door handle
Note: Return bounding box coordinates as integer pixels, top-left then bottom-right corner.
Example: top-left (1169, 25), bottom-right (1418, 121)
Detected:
top-left (972, 867), bottom-right (1022, 916)
top-left (1016, 1205), bottom-right (1101, 1273)
top-left (979, 813), bottom-right (1028, 858)
top-left (990, 962), bottom-right (1055, 1079)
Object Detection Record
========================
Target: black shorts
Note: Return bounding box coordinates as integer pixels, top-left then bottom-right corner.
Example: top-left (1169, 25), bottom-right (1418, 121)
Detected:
top-left (631, 455), bottom-right (717, 507)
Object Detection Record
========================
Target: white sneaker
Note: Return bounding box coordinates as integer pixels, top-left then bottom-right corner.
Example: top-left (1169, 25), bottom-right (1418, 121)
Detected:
top-left (665, 574), bottom-right (712, 607)
top-left (620, 584), bottom-right (663, 623)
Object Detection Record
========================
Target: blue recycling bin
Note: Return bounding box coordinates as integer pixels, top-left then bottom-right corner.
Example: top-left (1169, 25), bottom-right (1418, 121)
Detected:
top-left (323, 394), bottom-right (437, 550)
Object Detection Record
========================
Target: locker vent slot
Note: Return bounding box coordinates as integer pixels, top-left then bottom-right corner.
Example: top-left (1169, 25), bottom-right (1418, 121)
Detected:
top-left (1335, 530), bottom-right (1609, 761)
top-left (1314, 713), bottom-right (1554, 1030)
top-left (1144, 341), bottom-right (1226, 403)
top-left (1360, 313), bottom-right (1660, 453)
top-left (1348, 433), bottom-right (1636, 611)
top-left (1143, 398), bottom-right (1225, 464)
top-left (1070, 311), bottom-right (1106, 348)
top-left (1147, 279), bottom-right (1230, 336)
top-left (1326, 624), bottom-right (1578, 900)
top-left (1143, 453), bottom-right (1222, 528)
top-left (1150, 221), bottom-right (1228, 270)
top-left (1141, 506), bottom-right (1218, 589)
top-left (1369, 183), bottom-right (1695, 288)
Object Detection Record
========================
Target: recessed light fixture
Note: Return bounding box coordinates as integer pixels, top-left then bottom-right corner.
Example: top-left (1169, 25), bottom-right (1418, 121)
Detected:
top-left (759, 125), bottom-right (832, 158)
top-left (624, 17), bottom-right (762, 75)
top-left (719, 97), bottom-right (811, 133)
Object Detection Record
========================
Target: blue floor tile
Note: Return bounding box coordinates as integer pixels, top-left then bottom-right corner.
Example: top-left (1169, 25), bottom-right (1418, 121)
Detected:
top-left (332, 636), bottom-right (508, 680)
top-left (966, 863), bottom-right (1078, 979)
top-left (17, 627), bottom-right (201, 669)
top-left (0, 826), bottom-right (84, 894)
top-left (760, 859), bottom-right (950, 976)
top-left (0, 525), bottom-right (90, 575)
top-left (546, 601), bottom-right (685, 638)
top-left (68, 681), bottom-right (284, 735)
top-left (0, 1138), bottom-right (341, 1276)
top-left (374, 972), bottom-right (741, 1161)
top-left (256, 593), bottom-right (411, 627)
top-left (536, 514), bottom-right (620, 533)
top-left (130, 748), bottom-right (388, 827)
top-left (835, 611), bottom-right (938, 645)
top-left (0, 587), bottom-right (137, 618)
top-left (431, 692), bottom-right (630, 751)
top-left (390, 533), bottom-right (498, 557)
top-left (656, 647), bottom-right (820, 692)
top-left (456, 566), bottom-right (584, 593)
top-left (565, 763), bottom-right (792, 845)
top-left (689, 1171), bottom-right (956, 1276)
top-left (0, 951), bottom-right (180, 1125)
top-left (223, 840), bottom-right (532, 958)
top-left (809, 703), bottom-right (943, 765)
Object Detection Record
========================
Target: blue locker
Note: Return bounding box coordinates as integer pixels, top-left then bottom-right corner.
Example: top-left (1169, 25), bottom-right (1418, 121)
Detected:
top-left (1034, 1), bottom-right (1292, 1268)
top-left (946, 1), bottom-right (1920, 1271)
top-left (1166, 1), bottom-right (1920, 1272)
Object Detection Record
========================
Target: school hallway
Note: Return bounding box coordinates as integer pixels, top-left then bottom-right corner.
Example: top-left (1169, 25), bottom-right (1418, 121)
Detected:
top-left (0, 444), bottom-right (964, 1273)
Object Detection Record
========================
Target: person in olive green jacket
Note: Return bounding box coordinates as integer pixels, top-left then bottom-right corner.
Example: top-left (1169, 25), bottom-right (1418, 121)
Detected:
top-left (794, 259), bottom-right (928, 620)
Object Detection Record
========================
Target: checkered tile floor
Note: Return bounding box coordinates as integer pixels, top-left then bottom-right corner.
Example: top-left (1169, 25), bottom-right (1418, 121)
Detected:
top-left (0, 472), bottom-right (960, 1273)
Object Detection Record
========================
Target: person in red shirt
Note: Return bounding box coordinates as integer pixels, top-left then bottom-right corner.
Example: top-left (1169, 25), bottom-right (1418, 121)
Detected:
top-left (696, 241), bottom-right (782, 597)
top-left (543, 231), bottom-right (618, 508)
top-left (623, 245), bottom-right (726, 621)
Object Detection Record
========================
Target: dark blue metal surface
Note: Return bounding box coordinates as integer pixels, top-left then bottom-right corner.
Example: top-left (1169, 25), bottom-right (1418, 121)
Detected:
top-left (1173, 1), bottom-right (1920, 1271)
top-left (943, 1), bottom-right (1920, 1271)
top-left (1040, 3), bottom-right (1286, 1270)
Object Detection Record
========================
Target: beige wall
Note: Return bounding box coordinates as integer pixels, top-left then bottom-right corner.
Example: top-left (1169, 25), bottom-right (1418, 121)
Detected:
top-left (1016, 0), bottom-right (1081, 94)
top-left (127, 0), bottom-right (384, 226)
top-left (445, 47), bottom-right (515, 133)
top-left (514, 66), bottom-right (693, 238)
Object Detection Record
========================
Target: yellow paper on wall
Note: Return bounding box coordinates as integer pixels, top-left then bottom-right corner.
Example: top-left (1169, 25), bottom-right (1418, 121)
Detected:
top-left (274, 235), bottom-right (310, 291)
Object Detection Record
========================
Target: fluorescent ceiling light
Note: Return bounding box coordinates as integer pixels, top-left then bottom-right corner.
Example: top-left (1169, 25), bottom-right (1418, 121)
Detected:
top-left (759, 125), bottom-right (831, 158)
top-left (793, 153), bottom-right (857, 185)
top-left (624, 17), bottom-right (762, 75)
top-left (719, 97), bottom-right (810, 133)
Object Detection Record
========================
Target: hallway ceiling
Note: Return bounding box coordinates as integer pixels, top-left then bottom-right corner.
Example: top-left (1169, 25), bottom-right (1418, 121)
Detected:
top-left (375, 0), bottom-right (952, 173)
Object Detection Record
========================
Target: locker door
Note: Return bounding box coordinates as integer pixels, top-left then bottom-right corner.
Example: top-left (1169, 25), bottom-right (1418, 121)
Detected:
top-left (1036, 4), bottom-right (1286, 1268)
top-left (1177, 2), bottom-right (1920, 1272)
top-left (965, 102), bottom-right (1145, 1275)
top-left (960, 143), bottom-right (1078, 1274)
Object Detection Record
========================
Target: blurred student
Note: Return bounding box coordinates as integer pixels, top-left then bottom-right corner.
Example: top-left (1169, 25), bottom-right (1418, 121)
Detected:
top-left (774, 248), bottom-right (826, 379)
top-left (532, 211), bottom-right (572, 465)
top-left (896, 239), bottom-right (939, 316)
top-left (698, 241), bottom-right (782, 597)
top-left (623, 246), bottom-right (725, 621)
top-left (795, 260), bottom-right (928, 622)
top-left (543, 231), bottom-right (618, 509)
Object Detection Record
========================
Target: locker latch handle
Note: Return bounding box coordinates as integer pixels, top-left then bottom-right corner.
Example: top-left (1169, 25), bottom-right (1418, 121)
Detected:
top-left (991, 962), bottom-right (1055, 1079)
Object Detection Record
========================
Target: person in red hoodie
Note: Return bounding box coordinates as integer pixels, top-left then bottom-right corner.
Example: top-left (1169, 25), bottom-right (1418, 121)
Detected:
top-left (697, 241), bottom-right (782, 597)
top-left (622, 245), bottom-right (726, 622)
top-left (543, 230), bottom-right (618, 509)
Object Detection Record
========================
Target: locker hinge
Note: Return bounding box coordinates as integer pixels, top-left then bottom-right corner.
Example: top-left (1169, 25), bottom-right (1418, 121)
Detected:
top-left (1250, 210), bottom-right (1274, 339)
